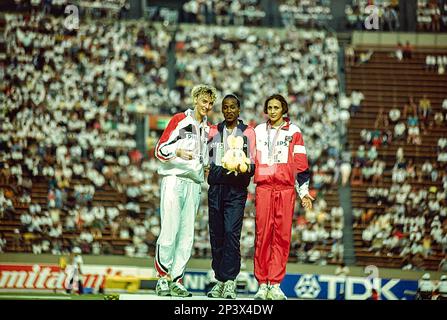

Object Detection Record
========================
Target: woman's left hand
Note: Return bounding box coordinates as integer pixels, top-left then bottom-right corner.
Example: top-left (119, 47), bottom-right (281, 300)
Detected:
top-left (301, 194), bottom-right (315, 210)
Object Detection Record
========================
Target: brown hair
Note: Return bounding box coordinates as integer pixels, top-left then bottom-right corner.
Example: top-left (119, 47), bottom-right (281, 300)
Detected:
top-left (263, 94), bottom-right (288, 115)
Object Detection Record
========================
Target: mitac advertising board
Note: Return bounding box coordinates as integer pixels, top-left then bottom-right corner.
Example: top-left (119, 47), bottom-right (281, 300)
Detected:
top-left (0, 264), bottom-right (156, 292)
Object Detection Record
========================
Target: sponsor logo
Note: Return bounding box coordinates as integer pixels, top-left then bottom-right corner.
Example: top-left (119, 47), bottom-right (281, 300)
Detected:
top-left (285, 274), bottom-right (418, 300)
top-left (0, 264), bottom-right (154, 291)
top-left (263, 141), bottom-right (289, 147)
top-left (294, 274), bottom-right (321, 298)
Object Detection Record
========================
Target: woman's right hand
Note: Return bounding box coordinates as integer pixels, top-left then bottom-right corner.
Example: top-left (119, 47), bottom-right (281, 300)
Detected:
top-left (176, 148), bottom-right (194, 160)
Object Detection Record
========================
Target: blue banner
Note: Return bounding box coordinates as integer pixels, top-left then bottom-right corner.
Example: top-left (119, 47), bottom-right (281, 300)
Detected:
top-left (183, 270), bottom-right (418, 300)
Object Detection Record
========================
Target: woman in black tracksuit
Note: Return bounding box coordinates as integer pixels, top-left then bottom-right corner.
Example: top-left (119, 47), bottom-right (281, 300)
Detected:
top-left (206, 94), bottom-right (256, 299)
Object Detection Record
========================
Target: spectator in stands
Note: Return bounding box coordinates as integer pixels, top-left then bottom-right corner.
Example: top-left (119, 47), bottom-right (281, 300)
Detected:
top-left (394, 42), bottom-right (403, 61)
top-left (367, 146), bottom-right (378, 162)
top-left (375, 107), bottom-right (389, 129)
top-left (1, 195), bottom-right (16, 221)
top-left (441, 234), bottom-right (447, 255)
top-left (91, 242), bottom-right (101, 255)
top-left (421, 160), bottom-right (433, 180)
top-left (439, 254), bottom-right (447, 272)
top-left (426, 55), bottom-right (437, 72)
top-left (407, 115), bottom-right (421, 145)
top-left (0, 163), bottom-right (11, 185)
top-left (345, 45), bottom-right (355, 67)
top-left (422, 234), bottom-right (433, 258)
top-left (439, 137), bottom-right (447, 153)
top-left (330, 240), bottom-right (344, 264)
top-left (418, 95), bottom-right (432, 130)
top-left (389, 106), bottom-right (401, 124)
top-left (350, 160), bottom-right (363, 186)
top-left (437, 56), bottom-right (446, 75)
top-left (357, 50), bottom-right (374, 66)
top-left (331, 207), bottom-right (344, 230)
top-left (350, 90), bottom-right (364, 115)
top-left (439, 148), bottom-right (447, 164)
top-left (393, 121), bottom-right (406, 141)
top-left (371, 160), bottom-right (385, 185)
top-left (0, 233), bottom-right (6, 253)
top-left (307, 247), bottom-right (323, 265)
top-left (442, 98), bottom-right (447, 117)
top-left (382, 6), bottom-right (399, 31)
top-left (429, 2), bottom-right (442, 32)
top-left (434, 111), bottom-right (444, 126)
top-left (340, 158), bottom-right (352, 186)
top-left (371, 230), bottom-right (385, 254)
top-left (403, 41), bottom-right (413, 59)
top-left (403, 96), bottom-right (418, 119)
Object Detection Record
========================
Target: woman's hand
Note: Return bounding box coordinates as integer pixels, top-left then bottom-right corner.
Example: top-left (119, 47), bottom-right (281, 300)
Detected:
top-left (301, 194), bottom-right (315, 210)
top-left (176, 148), bottom-right (194, 160)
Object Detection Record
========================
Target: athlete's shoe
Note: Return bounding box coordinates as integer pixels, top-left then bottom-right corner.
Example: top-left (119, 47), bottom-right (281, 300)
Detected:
top-left (207, 281), bottom-right (224, 298)
top-left (254, 283), bottom-right (269, 300)
top-left (268, 284), bottom-right (287, 300)
top-left (170, 281), bottom-right (192, 297)
top-left (156, 277), bottom-right (171, 296)
top-left (222, 280), bottom-right (237, 299)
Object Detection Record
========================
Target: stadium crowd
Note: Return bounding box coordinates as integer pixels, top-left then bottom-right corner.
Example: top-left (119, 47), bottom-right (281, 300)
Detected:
top-left (279, 0), bottom-right (332, 28)
top-left (181, 0), bottom-right (265, 26)
top-left (350, 91), bottom-right (447, 270)
top-left (345, 0), bottom-right (447, 32)
top-left (1, 11), bottom-right (173, 256)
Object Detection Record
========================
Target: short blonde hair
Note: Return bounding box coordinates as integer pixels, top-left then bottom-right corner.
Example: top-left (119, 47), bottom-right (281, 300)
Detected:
top-left (191, 84), bottom-right (217, 105)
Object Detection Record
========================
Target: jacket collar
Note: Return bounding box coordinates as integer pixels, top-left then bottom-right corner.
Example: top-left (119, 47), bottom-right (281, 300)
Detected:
top-left (266, 117), bottom-right (291, 130)
top-left (185, 108), bottom-right (207, 124)
top-left (217, 119), bottom-right (247, 133)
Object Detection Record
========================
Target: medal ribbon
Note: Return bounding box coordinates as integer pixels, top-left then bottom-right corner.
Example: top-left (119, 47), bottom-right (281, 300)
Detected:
top-left (267, 121), bottom-right (286, 165)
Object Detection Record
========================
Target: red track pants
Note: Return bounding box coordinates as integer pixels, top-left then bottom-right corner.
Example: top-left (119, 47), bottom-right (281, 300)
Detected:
top-left (254, 186), bottom-right (296, 285)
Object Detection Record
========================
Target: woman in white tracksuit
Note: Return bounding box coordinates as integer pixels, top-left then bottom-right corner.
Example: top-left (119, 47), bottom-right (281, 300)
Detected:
top-left (153, 84), bottom-right (217, 297)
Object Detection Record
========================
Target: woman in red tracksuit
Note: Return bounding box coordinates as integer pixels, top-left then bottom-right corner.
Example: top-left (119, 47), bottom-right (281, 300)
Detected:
top-left (253, 94), bottom-right (314, 300)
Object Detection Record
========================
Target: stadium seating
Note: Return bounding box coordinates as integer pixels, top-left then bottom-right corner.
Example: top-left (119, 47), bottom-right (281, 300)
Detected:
top-left (346, 47), bottom-right (447, 271)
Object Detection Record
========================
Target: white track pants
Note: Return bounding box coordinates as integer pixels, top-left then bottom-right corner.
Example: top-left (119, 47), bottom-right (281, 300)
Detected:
top-left (154, 175), bottom-right (201, 282)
